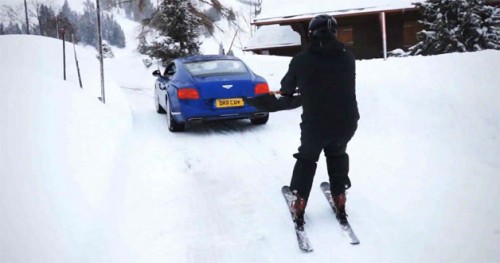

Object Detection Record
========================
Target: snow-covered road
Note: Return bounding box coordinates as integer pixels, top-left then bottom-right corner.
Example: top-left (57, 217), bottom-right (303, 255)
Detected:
top-left (112, 87), bottom-right (289, 262)
top-left (112, 86), bottom-right (370, 263)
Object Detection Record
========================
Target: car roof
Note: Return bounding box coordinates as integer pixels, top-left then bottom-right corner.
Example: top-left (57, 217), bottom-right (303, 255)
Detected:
top-left (178, 54), bottom-right (241, 63)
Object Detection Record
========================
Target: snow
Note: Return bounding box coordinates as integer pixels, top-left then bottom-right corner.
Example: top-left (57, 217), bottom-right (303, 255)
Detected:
top-left (1, 3), bottom-right (500, 263)
top-left (0, 34), bottom-right (133, 262)
top-left (257, 0), bottom-right (418, 20)
top-left (244, 24), bottom-right (300, 50)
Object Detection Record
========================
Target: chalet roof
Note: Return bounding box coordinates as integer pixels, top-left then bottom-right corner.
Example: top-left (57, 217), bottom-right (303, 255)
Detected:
top-left (254, 0), bottom-right (418, 26)
top-left (244, 25), bottom-right (300, 50)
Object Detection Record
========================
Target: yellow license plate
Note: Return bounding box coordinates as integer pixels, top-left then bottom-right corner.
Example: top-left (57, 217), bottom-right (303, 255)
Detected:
top-left (215, 98), bottom-right (244, 108)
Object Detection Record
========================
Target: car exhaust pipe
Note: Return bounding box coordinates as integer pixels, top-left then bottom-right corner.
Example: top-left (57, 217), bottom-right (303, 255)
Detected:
top-left (253, 112), bottom-right (268, 118)
top-left (188, 118), bottom-right (203, 124)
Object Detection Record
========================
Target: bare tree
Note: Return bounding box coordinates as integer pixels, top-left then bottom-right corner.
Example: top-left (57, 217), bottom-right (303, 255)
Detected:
top-left (235, 0), bottom-right (262, 17)
top-left (1, 5), bottom-right (22, 24)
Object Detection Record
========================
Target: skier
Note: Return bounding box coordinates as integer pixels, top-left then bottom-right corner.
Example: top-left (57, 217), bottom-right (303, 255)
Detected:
top-left (280, 14), bottom-right (360, 226)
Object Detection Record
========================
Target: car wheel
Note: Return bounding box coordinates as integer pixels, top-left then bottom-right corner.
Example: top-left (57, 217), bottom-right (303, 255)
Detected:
top-left (250, 114), bottom-right (269, 125)
top-left (166, 96), bottom-right (185, 132)
top-left (155, 93), bottom-right (166, 114)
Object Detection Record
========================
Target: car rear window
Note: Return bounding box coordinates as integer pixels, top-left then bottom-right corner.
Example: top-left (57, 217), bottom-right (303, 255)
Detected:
top-left (184, 60), bottom-right (249, 77)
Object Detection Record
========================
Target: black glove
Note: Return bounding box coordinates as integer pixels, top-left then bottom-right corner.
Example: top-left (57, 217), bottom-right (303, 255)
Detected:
top-left (277, 95), bottom-right (301, 110)
top-left (244, 93), bottom-right (301, 112)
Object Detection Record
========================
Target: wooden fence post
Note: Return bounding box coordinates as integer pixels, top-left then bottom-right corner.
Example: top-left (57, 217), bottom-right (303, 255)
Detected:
top-left (60, 28), bottom-right (66, 81)
top-left (72, 34), bottom-right (83, 88)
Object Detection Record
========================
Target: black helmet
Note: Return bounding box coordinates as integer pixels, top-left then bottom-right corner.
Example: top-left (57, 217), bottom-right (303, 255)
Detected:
top-left (308, 14), bottom-right (338, 36)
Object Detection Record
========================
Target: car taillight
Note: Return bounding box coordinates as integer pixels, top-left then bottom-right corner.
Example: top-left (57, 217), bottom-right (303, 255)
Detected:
top-left (254, 83), bottom-right (269, 95)
top-left (178, 88), bottom-right (200, 100)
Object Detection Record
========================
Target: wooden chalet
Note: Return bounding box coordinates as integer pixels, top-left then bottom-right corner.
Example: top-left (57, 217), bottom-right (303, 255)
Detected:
top-left (244, 4), bottom-right (422, 59)
top-left (245, 0), bottom-right (500, 59)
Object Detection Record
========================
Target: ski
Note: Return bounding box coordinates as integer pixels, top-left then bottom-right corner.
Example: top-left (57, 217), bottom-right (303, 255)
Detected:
top-left (320, 182), bottom-right (360, 245)
top-left (281, 185), bottom-right (314, 252)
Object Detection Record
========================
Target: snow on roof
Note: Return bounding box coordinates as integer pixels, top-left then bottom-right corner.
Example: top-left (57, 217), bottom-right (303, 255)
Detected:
top-left (256, 0), bottom-right (418, 23)
top-left (244, 24), bottom-right (301, 50)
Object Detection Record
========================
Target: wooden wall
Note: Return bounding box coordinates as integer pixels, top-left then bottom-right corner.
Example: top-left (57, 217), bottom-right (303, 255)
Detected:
top-left (248, 10), bottom-right (422, 59)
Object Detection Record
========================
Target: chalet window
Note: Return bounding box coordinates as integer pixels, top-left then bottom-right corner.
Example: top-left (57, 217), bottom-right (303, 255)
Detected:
top-left (403, 21), bottom-right (420, 49)
top-left (338, 26), bottom-right (354, 46)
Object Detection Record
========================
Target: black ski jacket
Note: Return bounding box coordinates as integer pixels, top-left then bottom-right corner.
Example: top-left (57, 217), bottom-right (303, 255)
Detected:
top-left (280, 35), bottom-right (360, 138)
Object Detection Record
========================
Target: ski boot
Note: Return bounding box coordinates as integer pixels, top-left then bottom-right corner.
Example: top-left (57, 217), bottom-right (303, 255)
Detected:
top-left (333, 193), bottom-right (348, 225)
top-left (291, 190), bottom-right (306, 229)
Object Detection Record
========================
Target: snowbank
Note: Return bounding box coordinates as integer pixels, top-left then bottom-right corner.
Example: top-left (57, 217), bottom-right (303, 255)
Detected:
top-left (0, 34), bottom-right (132, 262)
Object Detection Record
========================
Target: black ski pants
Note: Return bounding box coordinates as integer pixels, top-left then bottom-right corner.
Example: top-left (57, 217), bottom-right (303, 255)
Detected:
top-left (289, 125), bottom-right (356, 203)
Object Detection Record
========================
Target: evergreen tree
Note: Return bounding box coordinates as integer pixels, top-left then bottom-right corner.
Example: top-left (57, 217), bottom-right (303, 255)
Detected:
top-left (0, 23), bottom-right (4, 35)
top-left (138, 0), bottom-right (201, 63)
top-left (60, 0), bottom-right (78, 22)
top-left (37, 4), bottom-right (57, 37)
top-left (57, 15), bottom-right (76, 39)
top-left (77, 0), bottom-right (126, 48)
top-left (110, 22), bottom-right (126, 47)
top-left (410, 0), bottom-right (500, 55)
top-left (59, 0), bottom-right (79, 39)
top-left (102, 13), bottom-right (125, 47)
top-left (79, 0), bottom-right (98, 46)
top-left (4, 22), bottom-right (22, 34)
top-left (54, 1), bottom-right (77, 40)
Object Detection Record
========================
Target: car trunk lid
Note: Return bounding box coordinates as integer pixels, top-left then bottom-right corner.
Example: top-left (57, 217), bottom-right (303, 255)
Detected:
top-left (192, 75), bottom-right (256, 100)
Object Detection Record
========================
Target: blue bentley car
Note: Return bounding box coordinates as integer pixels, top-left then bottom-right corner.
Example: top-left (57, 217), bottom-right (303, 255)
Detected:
top-left (153, 55), bottom-right (270, 132)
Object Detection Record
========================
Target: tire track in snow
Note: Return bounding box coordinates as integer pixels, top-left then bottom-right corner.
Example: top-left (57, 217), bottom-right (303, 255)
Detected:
top-left (117, 86), bottom-right (277, 262)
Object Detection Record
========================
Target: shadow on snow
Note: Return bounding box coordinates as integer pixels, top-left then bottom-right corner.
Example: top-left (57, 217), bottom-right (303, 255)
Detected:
top-left (181, 119), bottom-right (266, 136)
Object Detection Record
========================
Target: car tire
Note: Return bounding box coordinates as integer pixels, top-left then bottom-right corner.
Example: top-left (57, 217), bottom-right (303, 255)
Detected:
top-left (155, 93), bottom-right (166, 114)
top-left (166, 96), bottom-right (185, 132)
top-left (250, 114), bottom-right (269, 125)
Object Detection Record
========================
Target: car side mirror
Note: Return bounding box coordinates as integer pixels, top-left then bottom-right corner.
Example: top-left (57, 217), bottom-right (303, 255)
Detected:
top-left (152, 70), bottom-right (161, 77)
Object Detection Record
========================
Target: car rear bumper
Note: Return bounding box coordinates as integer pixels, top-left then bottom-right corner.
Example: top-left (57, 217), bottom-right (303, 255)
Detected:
top-left (185, 112), bottom-right (268, 124)
top-left (174, 100), bottom-right (268, 123)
